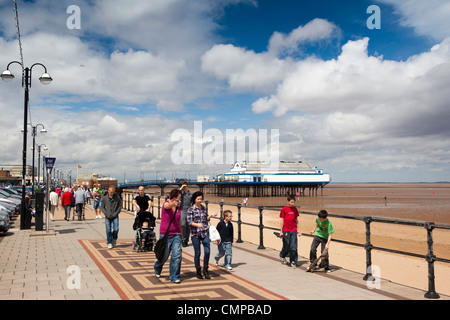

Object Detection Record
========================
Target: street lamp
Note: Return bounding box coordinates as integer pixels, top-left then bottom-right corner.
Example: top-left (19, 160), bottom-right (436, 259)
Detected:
top-left (36, 144), bottom-right (48, 187)
top-left (1, 61), bottom-right (53, 229)
top-left (30, 123), bottom-right (47, 194)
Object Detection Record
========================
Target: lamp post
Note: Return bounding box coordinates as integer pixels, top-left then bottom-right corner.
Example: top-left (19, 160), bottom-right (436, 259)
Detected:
top-left (1, 61), bottom-right (53, 229)
top-left (30, 124), bottom-right (47, 194)
top-left (37, 144), bottom-right (48, 187)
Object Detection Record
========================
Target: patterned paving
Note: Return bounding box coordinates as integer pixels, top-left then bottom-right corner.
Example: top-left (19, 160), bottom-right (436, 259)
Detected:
top-left (80, 239), bottom-right (287, 300)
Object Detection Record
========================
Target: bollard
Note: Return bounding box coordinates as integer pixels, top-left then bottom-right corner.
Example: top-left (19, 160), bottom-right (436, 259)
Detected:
top-left (219, 201), bottom-right (224, 219)
top-left (34, 192), bottom-right (45, 231)
top-left (363, 216), bottom-right (373, 281)
top-left (236, 203), bottom-right (243, 243)
top-left (424, 222), bottom-right (440, 299)
top-left (257, 206), bottom-right (265, 249)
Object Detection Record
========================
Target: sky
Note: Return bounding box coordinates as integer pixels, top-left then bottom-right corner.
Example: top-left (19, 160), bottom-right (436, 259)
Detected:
top-left (0, 0), bottom-right (450, 183)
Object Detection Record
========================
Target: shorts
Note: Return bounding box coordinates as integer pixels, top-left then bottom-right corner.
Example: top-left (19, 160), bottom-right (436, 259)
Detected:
top-left (93, 200), bottom-right (101, 209)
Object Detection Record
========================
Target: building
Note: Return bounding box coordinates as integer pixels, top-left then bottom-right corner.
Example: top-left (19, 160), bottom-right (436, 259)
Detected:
top-left (0, 165), bottom-right (36, 185)
top-left (77, 172), bottom-right (117, 189)
top-left (0, 169), bottom-right (21, 186)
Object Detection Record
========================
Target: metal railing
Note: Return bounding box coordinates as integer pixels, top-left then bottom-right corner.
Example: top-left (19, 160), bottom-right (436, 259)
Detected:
top-left (122, 192), bottom-right (450, 299)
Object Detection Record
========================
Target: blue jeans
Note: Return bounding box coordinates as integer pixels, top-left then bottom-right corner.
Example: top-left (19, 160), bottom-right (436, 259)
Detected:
top-left (154, 234), bottom-right (182, 282)
top-left (280, 231), bottom-right (298, 264)
top-left (215, 242), bottom-right (232, 267)
top-left (191, 235), bottom-right (210, 269)
top-left (105, 217), bottom-right (119, 244)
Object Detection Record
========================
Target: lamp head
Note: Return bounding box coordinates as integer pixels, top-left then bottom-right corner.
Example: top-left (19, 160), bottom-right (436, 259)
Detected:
top-left (1, 70), bottom-right (15, 82)
top-left (39, 73), bottom-right (53, 85)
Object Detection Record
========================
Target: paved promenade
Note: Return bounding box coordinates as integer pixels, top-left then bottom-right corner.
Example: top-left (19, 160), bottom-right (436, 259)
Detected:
top-left (0, 205), bottom-right (448, 301)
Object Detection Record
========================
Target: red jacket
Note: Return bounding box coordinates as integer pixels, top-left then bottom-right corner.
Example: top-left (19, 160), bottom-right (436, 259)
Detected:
top-left (61, 191), bottom-right (73, 206)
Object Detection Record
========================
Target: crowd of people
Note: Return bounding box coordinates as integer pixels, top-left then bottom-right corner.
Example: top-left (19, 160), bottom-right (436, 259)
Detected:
top-left (46, 181), bottom-right (334, 284)
top-left (139, 181), bottom-right (334, 284)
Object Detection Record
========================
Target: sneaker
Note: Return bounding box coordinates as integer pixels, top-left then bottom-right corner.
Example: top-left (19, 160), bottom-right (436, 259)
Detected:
top-left (291, 262), bottom-right (297, 268)
top-left (155, 273), bottom-right (161, 278)
top-left (226, 265), bottom-right (233, 270)
top-left (173, 279), bottom-right (181, 284)
top-left (281, 258), bottom-right (288, 265)
top-left (107, 243), bottom-right (113, 249)
top-left (215, 259), bottom-right (219, 266)
top-left (325, 268), bottom-right (331, 273)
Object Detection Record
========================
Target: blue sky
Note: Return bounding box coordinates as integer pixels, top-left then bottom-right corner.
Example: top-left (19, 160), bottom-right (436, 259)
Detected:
top-left (1, 0), bottom-right (450, 183)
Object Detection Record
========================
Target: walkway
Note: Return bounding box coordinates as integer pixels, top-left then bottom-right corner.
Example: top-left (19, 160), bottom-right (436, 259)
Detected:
top-left (0, 206), bottom-right (447, 301)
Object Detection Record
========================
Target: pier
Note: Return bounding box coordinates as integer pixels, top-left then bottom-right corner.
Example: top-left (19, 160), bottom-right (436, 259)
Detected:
top-left (121, 180), bottom-right (328, 197)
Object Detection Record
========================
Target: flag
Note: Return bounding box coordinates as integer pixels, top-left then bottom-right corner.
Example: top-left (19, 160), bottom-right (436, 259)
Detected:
top-left (78, 165), bottom-right (82, 168)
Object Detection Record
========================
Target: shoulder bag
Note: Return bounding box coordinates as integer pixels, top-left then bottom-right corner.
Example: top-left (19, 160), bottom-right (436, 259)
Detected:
top-left (154, 207), bottom-right (178, 262)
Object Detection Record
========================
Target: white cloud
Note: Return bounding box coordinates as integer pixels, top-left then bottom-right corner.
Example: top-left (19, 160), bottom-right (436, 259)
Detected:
top-left (268, 18), bottom-right (340, 56)
top-left (378, 0), bottom-right (450, 41)
top-left (201, 44), bottom-right (290, 92)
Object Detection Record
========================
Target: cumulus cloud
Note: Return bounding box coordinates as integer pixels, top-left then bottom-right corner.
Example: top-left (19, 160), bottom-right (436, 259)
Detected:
top-left (378, 0), bottom-right (450, 41)
top-left (2, 1), bottom-right (450, 182)
top-left (267, 18), bottom-right (340, 56)
top-left (201, 14), bottom-right (450, 180)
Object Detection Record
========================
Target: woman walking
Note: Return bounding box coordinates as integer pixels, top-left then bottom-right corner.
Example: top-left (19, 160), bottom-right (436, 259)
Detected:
top-left (187, 191), bottom-right (217, 279)
top-left (154, 189), bottom-right (182, 283)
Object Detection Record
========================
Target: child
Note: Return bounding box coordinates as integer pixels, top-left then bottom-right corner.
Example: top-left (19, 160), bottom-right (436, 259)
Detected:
top-left (141, 220), bottom-right (156, 248)
top-left (215, 210), bottom-right (234, 270)
top-left (279, 195), bottom-right (301, 268)
top-left (308, 209), bottom-right (334, 272)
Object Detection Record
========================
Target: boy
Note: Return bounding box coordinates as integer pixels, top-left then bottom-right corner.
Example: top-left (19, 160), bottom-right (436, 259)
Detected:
top-left (308, 209), bottom-right (334, 272)
top-left (279, 195), bottom-right (301, 268)
top-left (215, 210), bottom-right (234, 270)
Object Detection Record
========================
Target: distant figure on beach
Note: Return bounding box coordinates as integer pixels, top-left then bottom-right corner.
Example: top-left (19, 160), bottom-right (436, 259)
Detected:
top-left (308, 209), bottom-right (334, 272)
top-left (242, 198), bottom-right (248, 207)
top-left (279, 195), bottom-right (301, 268)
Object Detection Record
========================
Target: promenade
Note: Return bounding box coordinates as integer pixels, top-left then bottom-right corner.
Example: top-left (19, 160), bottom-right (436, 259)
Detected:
top-left (0, 205), bottom-right (448, 302)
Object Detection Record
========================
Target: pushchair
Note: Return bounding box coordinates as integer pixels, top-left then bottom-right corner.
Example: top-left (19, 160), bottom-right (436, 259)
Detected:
top-left (132, 211), bottom-right (156, 252)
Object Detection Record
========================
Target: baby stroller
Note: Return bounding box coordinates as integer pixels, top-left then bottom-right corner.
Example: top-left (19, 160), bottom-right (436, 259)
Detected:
top-left (132, 211), bottom-right (156, 252)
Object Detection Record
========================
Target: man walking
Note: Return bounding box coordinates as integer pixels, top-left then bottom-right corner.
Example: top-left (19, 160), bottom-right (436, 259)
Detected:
top-left (74, 186), bottom-right (86, 221)
top-left (101, 185), bottom-right (123, 249)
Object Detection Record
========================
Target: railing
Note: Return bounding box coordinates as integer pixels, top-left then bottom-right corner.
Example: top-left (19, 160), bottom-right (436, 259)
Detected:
top-left (122, 192), bottom-right (450, 299)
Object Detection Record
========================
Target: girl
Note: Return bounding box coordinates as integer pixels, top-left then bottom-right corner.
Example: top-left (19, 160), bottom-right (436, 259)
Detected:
top-left (187, 191), bottom-right (217, 279)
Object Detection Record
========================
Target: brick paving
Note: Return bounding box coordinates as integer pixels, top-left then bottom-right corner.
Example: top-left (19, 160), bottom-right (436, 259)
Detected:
top-left (0, 205), bottom-right (448, 301)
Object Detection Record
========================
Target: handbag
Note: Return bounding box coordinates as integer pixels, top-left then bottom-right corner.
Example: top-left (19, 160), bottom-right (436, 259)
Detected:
top-left (209, 225), bottom-right (221, 243)
top-left (154, 207), bottom-right (178, 262)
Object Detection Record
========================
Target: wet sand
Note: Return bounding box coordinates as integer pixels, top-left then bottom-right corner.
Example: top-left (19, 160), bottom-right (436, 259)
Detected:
top-left (128, 183), bottom-right (450, 296)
